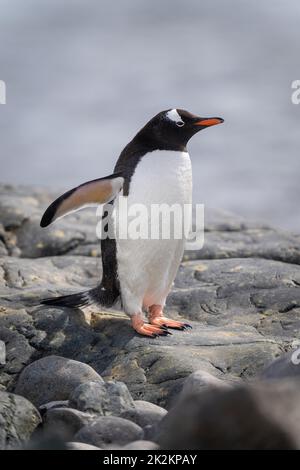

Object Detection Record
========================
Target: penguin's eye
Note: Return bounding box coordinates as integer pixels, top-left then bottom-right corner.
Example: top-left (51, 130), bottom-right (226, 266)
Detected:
top-left (176, 120), bottom-right (185, 127)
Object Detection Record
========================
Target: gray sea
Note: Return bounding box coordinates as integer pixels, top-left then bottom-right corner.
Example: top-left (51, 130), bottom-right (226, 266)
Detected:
top-left (0, 0), bottom-right (299, 231)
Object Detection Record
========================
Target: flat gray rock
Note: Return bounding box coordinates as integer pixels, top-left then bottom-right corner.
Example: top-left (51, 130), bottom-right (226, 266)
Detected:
top-left (185, 225), bottom-right (300, 265)
top-left (14, 355), bottom-right (103, 407)
top-left (0, 390), bottom-right (41, 449)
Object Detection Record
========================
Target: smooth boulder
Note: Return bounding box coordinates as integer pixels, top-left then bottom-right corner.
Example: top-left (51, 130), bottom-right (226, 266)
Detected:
top-left (14, 355), bottom-right (103, 407)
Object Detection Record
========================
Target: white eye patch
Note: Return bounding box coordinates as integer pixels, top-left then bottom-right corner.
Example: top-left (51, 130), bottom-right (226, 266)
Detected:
top-left (166, 108), bottom-right (183, 125)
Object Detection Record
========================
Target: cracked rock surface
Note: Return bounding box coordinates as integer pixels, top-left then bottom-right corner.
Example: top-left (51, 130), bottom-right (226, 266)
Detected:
top-left (1, 184), bottom-right (300, 448)
top-left (0, 390), bottom-right (41, 449)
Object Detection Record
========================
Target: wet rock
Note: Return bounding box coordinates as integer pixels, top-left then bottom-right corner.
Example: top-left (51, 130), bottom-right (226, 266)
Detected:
top-left (121, 400), bottom-right (167, 428)
top-left (0, 391), bottom-right (41, 449)
top-left (157, 380), bottom-right (300, 450)
top-left (14, 356), bottom-right (102, 407)
top-left (74, 416), bottom-right (143, 447)
top-left (69, 380), bottom-right (134, 416)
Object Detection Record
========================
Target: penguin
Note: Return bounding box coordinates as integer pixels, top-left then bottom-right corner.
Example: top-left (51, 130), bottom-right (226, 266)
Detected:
top-left (40, 109), bottom-right (223, 337)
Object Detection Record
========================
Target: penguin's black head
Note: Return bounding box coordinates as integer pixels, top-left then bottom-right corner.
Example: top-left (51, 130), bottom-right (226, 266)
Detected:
top-left (136, 109), bottom-right (224, 151)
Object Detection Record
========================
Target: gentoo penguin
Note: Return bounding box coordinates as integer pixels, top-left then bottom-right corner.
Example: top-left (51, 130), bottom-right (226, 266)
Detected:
top-left (40, 109), bottom-right (223, 337)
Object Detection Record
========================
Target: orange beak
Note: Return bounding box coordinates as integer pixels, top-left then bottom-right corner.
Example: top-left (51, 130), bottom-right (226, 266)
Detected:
top-left (194, 117), bottom-right (224, 127)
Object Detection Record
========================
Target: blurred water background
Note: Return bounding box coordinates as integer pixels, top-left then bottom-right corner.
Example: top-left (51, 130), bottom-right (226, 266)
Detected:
top-left (0, 0), bottom-right (299, 231)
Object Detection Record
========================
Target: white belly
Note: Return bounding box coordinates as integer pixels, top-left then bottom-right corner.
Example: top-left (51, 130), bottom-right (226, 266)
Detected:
top-left (115, 150), bottom-right (192, 315)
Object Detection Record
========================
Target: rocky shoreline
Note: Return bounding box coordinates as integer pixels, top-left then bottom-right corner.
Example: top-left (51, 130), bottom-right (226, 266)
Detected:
top-left (1, 183), bottom-right (300, 449)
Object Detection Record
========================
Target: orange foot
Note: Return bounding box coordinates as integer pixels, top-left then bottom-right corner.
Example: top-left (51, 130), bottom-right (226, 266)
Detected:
top-left (131, 313), bottom-right (171, 338)
top-left (149, 305), bottom-right (192, 330)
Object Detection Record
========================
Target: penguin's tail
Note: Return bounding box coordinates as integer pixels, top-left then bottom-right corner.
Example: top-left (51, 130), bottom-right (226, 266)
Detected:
top-left (41, 284), bottom-right (119, 309)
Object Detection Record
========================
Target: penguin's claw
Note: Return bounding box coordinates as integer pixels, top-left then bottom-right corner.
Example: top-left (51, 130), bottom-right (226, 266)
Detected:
top-left (137, 324), bottom-right (169, 337)
top-left (131, 315), bottom-right (170, 338)
top-left (150, 316), bottom-right (191, 331)
top-left (160, 325), bottom-right (171, 332)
